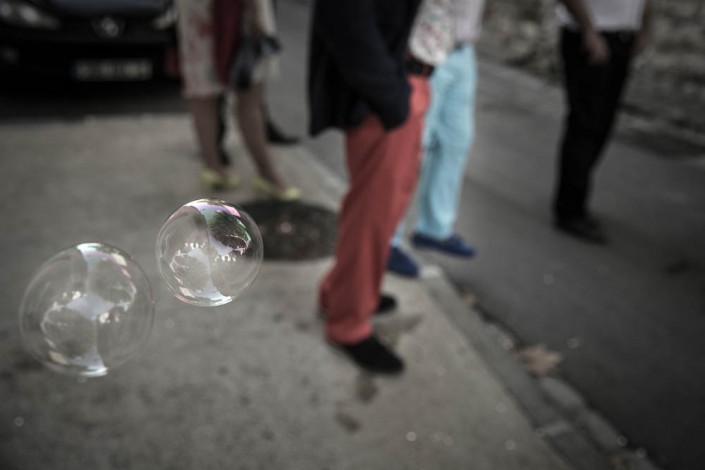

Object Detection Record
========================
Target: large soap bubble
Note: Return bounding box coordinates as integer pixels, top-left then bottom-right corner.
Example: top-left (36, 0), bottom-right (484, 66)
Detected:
top-left (156, 198), bottom-right (263, 307)
top-left (19, 243), bottom-right (155, 378)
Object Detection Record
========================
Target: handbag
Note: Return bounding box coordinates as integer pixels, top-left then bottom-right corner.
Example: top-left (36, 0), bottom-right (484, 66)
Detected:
top-left (229, 35), bottom-right (281, 91)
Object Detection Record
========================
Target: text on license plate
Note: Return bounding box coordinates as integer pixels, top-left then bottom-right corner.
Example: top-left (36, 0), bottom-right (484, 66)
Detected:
top-left (73, 60), bottom-right (153, 81)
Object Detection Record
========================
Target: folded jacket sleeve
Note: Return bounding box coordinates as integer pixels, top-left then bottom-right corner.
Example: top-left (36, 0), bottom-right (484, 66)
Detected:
top-left (315, 0), bottom-right (410, 129)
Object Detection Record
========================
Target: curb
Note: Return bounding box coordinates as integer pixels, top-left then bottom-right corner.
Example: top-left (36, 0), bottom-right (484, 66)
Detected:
top-left (421, 266), bottom-right (665, 470)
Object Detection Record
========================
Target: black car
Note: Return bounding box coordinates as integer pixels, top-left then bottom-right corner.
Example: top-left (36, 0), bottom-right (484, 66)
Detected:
top-left (0, 0), bottom-right (178, 81)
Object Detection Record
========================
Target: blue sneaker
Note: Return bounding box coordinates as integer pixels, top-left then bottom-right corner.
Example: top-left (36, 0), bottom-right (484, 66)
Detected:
top-left (411, 233), bottom-right (476, 258)
top-left (387, 246), bottom-right (420, 278)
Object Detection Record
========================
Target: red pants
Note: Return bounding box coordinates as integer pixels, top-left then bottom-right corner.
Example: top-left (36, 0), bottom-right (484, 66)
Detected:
top-left (320, 76), bottom-right (430, 344)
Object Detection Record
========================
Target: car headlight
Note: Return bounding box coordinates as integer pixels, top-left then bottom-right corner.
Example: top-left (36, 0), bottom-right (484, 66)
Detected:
top-left (0, 0), bottom-right (60, 29)
top-left (152, 4), bottom-right (176, 30)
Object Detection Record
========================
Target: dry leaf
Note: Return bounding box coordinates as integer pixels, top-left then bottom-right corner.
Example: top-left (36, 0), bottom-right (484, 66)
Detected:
top-left (461, 291), bottom-right (478, 306)
top-left (516, 344), bottom-right (562, 376)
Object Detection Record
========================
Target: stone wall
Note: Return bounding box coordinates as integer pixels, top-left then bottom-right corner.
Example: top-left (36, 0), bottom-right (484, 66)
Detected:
top-left (477, 0), bottom-right (705, 133)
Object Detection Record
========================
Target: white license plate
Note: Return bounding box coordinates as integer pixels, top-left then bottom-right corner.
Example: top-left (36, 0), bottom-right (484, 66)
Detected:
top-left (73, 59), bottom-right (153, 81)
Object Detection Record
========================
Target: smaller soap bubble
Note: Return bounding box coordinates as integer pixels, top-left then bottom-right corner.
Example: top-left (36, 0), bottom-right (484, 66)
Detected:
top-left (156, 198), bottom-right (263, 307)
top-left (19, 243), bottom-right (155, 378)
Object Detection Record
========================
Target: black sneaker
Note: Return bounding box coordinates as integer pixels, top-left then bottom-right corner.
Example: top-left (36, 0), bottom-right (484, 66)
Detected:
top-left (555, 216), bottom-right (607, 244)
top-left (376, 294), bottom-right (397, 314)
top-left (266, 120), bottom-right (300, 146)
top-left (319, 294), bottom-right (397, 318)
top-left (333, 334), bottom-right (404, 375)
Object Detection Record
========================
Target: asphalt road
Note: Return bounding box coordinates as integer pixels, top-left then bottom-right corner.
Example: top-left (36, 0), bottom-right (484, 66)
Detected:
top-left (1, 1), bottom-right (704, 469)
top-left (449, 64), bottom-right (705, 470)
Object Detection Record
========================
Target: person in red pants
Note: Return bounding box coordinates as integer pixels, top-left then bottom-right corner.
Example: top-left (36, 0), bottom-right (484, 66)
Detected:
top-left (308, 0), bottom-right (429, 374)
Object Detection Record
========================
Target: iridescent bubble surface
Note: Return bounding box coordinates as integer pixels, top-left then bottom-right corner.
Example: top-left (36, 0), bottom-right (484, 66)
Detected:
top-left (156, 198), bottom-right (263, 306)
top-left (19, 243), bottom-right (155, 378)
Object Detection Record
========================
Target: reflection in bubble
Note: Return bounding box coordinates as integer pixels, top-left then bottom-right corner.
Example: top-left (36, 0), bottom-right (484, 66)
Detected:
top-left (156, 198), bottom-right (263, 307)
top-left (19, 243), bottom-right (154, 378)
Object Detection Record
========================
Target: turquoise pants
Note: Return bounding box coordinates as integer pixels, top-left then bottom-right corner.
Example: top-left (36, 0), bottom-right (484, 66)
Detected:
top-left (392, 45), bottom-right (477, 245)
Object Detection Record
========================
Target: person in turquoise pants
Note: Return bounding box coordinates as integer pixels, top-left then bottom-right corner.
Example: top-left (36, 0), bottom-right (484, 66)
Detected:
top-left (388, 0), bottom-right (484, 277)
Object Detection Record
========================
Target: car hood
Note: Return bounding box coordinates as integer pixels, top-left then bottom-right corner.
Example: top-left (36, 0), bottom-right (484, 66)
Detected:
top-left (38, 0), bottom-right (171, 16)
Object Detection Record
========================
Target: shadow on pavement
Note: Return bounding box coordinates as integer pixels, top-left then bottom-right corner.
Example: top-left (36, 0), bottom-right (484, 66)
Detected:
top-left (0, 75), bottom-right (185, 123)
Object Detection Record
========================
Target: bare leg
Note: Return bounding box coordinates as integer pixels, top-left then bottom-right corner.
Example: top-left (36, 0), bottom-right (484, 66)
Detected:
top-left (189, 96), bottom-right (228, 177)
top-left (235, 83), bottom-right (287, 191)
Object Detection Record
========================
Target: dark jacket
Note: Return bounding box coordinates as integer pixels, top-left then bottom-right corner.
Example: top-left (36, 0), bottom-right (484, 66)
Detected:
top-left (307, 0), bottom-right (421, 136)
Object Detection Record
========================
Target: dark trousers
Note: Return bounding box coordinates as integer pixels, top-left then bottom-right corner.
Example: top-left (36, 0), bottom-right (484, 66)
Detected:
top-left (553, 29), bottom-right (635, 220)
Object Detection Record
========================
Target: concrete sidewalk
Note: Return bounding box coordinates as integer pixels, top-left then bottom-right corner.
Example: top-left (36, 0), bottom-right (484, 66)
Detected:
top-left (0, 114), bottom-right (572, 470)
